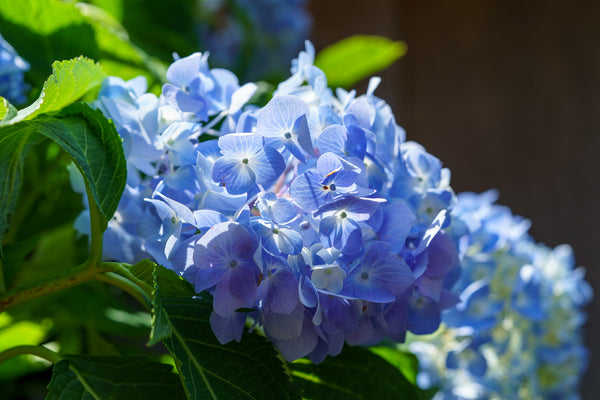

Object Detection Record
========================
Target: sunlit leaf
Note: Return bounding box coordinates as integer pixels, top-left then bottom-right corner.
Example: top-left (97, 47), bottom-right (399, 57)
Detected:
top-left (315, 35), bottom-right (407, 88)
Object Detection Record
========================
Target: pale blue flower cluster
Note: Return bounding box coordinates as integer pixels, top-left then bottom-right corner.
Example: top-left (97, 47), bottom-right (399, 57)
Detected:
top-left (409, 190), bottom-right (592, 400)
top-left (75, 42), bottom-right (461, 362)
top-left (0, 34), bottom-right (29, 104)
top-left (196, 0), bottom-right (311, 81)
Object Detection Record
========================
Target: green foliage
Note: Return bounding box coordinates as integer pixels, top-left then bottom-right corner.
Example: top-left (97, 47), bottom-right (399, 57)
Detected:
top-left (2, 57), bottom-right (105, 126)
top-left (46, 355), bottom-right (186, 400)
top-left (126, 259), bottom-right (195, 346)
top-left (0, 56), bottom-right (111, 252)
top-left (0, 97), bottom-right (17, 122)
top-left (0, 0), bottom-right (165, 91)
top-left (161, 296), bottom-right (301, 400)
top-left (0, 3), bottom-right (428, 398)
top-left (315, 35), bottom-right (407, 89)
top-left (0, 102), bottom-right (126, 255)
top-left (370, 346), bottom-right (420, 385)
top-left (291, 346), bottom-right (420, 400)
top-left (0, 314), bottom-right (51, 379)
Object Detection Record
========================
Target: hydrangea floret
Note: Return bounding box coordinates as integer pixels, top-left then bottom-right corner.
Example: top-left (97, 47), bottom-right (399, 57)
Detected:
top-left (0, 33), bottom-right (29, 104)
top-left (408, 190), bottom-right (593, 399)
top-left (74, 41), bottom-right (461, 362)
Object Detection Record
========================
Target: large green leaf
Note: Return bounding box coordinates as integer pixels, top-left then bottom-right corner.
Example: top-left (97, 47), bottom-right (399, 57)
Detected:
top-left (1, 57), bottom-right (105, 127)
top-left (46, 355), bottom-right (186, 400)
top-left (0, 0), bottom-right (165, 88)
top-left (0, 102), bottom-right (125, 251)
top-left (291, 346), bottom-right (421, 400)
top-left (314, 35), bottom-right (407, 89)
top-left (370, 346), bottom-right (420, 385)
top-left (161, 296), bottom-right (300, 400)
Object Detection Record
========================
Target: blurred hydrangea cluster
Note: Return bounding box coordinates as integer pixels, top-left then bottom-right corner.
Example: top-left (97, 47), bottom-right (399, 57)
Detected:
top-left (196, 0), bottom-right (311, 81)
top-left (409, 190), bottom-right (592, 399)
top-left (0, 33), bottom-right (29, 105)
top-left (73, 41), bottom-right (462, 362)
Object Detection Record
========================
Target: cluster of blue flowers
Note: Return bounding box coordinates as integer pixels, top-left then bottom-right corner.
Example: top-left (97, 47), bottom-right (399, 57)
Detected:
top-left (408, 190), bottom-right (592, 399)
top-left (0, 34), bottom-right (29, 105)
top-left (196, 0), bottom-right (311, 81)
top-left (74, 41), bottom-right (462, 362)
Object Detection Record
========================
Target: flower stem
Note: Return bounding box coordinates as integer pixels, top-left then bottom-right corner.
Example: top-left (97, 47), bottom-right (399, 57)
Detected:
top-left (0, 345), bottom-right (62, 365)
top-left (96, 272), bottom-right (151, 310)
top-left (0, 263), bottom-right (96, 313)
top-left (101, 262), bottom-right (154, 296)
top-left (85, 180), bottom-right (104, 267)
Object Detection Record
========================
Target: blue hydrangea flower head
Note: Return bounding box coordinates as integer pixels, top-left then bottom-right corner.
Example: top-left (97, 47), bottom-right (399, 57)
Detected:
top-left (76, 41), bottom-right (462, 363)
top-left (408, 191), bottom-right (593, 399)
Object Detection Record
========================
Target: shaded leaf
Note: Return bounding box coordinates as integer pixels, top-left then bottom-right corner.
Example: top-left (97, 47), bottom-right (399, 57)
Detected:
top-left (46, 355), bottom-right (185, 400)
top-left (128, 259), bottom-right (195, 298)
top-left (162, 296), bottom-right (300, 400)
top-left (0, 233), bottom-right (41, 291)
top-left (291, 346), bottom-right (420, 400)
top-left (126, 259), bottom-right (195, 346)
top-left (370, 346), bottom-right (420, 384)
top-left (0, 102), bottom-right (125, 252)
top-left (315, 35), bottom-right (407, 88)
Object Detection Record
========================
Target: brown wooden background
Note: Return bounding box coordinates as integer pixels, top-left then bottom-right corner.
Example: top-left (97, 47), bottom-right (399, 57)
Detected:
top-left (309, 0), bottom-right (600, 396)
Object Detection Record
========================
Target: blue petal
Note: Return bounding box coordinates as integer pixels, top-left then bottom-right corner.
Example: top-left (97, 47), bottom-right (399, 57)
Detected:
top-left (319, 215), bottom-right (362, 255)
top-left (378, 201), bottom-right (416, 253)
top-left (213, 266), bottom-right (258, 317)
top-left (253, 145), bottom-right (286, 185)
top-left (257, 95), bottom-right (310, 138)
top-left (210, 311), bottom-right (246, 344)
top-left (292, 113), bottom-right (313, 156)
top-left (318, 125), bottom-right (347, 156)
top-left (263, 301), bottom-right (304, 339)
top-left (212, 157), bottom-right (257, 195)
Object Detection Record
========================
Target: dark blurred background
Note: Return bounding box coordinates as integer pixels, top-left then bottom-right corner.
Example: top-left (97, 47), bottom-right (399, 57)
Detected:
top-left (309, 0), bottom-right (599, 397)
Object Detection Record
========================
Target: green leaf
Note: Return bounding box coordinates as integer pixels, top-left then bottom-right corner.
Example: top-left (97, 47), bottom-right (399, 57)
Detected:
top-left (161, 296), bottom-right (300, 400)
top-left (128, 259), bottom-right (195, 298)
top-left (0, 102), bottom-right (125, 251)
top-left (314, 35), bottom-right (407, 89)
top-left (0, 0), bottom-right (166, 87)
top-left (46, 355), bottom-right (186, 400)
top-left (0, 313), bottom-right (51, 379)
top-left (0, 234), bottom-right (41, 291)
top-left (1, 57), bottom-right (105, 126)
top-left (126, 259), bottom-right (195, 346)
top-left (0, 97), bottom-right (17, 122)
top-left (291, 346), bottom-right (420, 400)
top-left (370, 346), bottom-right (420, 385)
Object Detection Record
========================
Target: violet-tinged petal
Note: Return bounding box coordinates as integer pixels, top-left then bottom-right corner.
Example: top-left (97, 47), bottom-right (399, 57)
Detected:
top-left (210, 311), bottom-right (246, 344)
top-left (213, 266), bottom-right (258, 317)
top-left (263, 301), bottom-right (304, 340)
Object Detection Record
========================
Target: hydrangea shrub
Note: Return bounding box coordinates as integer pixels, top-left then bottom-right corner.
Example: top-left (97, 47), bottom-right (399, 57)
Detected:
top-left (74, 41), bottom-right (462, 362)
